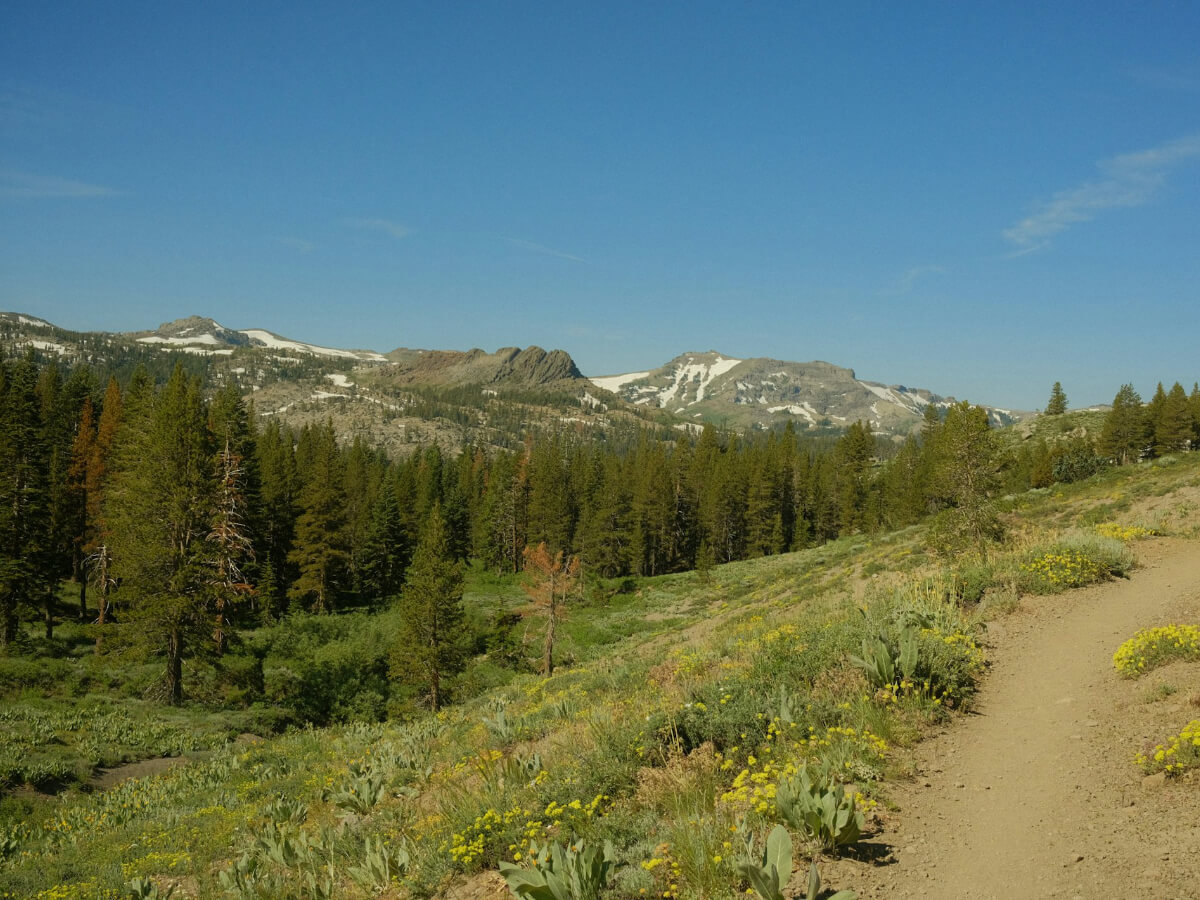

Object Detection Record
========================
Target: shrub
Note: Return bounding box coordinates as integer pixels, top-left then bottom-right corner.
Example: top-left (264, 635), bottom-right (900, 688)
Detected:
top-left (499, 839), bottom-right (617, 900)
top-left (1113, 625), bottom-right (1200, 677)
top-left (1019, 532), bottom-right (1134, 594)
top-left (850, 592), bottom-right (986, 710)
top-left (1094, 522), bottom-right (1157, 542)
top-left (775, 770), bottom-right (863, 850)
top-left (1135, 720), bottom-right (1200, 776)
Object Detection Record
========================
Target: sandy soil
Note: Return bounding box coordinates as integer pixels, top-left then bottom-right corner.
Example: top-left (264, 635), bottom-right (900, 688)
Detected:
top-left (827, 537), bottom-right (1200, 899)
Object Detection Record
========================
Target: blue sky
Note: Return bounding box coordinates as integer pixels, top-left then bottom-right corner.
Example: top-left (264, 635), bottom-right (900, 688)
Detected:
top-left (2, 2), bottom-right (1198, 409)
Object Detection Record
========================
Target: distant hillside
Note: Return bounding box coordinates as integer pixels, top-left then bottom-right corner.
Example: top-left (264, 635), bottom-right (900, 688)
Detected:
top-left (0, 312), bottom-right (621, 454)
top-left (590, 350), bottom-right (1023, 436)
top-left (2, 313), bottom-right (1027, 450)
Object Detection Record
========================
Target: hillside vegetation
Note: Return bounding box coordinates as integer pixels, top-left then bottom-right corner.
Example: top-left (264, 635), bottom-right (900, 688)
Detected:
top-left (2, 442), bottom-right (1199, 898)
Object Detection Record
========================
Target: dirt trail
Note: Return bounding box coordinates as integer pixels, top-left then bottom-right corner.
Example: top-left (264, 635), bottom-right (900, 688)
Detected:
top-left (834, 538), bottom-right (1200, 900)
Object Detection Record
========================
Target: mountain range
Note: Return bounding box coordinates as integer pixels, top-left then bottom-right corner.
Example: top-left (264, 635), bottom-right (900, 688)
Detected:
top-left (1, 312), bottom-right (1025, 452)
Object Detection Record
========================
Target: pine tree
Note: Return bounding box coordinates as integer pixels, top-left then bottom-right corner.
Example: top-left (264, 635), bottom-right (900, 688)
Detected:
top-left (67, 397), bottom-right (97, 620)
top-left (36, 362), bottom-right (95, 639)
top-left (926, 401), bottom-right (1003, 552)
top-left (85, 377), bottom-right (123, 642)
top-left (1155, 382), bottom-right (1192, 454)
top-left (341, 437), bottom-right (378, 600)
top-left (1045, 382), bottom-right (1068, 416)
top-left (1028, 438), bottom-right (1054, 489)
top-left (392, 505), bottom-right (466, 710)
top-left (745, 440), bottom-right (784, 557)
top-left (521, 541), bottom-right (580, 676)
top-left (360, 480), bottom-right (408, 605)
top-left (105, 364), bottom-right (215, 703)
top-left (0, 354), bottom-right (52, 648)
top-left (255, 420), bottom-right (296, 619)
top-left (578, 452), bottom-right (632, 577)
top-left (1099, 384), bottom-right (1146, 465)
top-left (476, 450), bottom-right (529, 574)
top-left (833, 421), bottom-right (875, 535)
top-left (880, 436), bottom-right (926, 528)
top-left (1191, 383), bottom-right (1200, 448)
top-left (631, 438), bottom-right (674, 575)
top-left (288, 421), bottom-right (348, 613)
top-left (527, 434), bottom-right (575, 553)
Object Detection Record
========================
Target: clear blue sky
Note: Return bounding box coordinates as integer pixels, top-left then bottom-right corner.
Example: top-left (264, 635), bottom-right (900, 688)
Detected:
top-left (2, 2), bottom-right (1198, 409)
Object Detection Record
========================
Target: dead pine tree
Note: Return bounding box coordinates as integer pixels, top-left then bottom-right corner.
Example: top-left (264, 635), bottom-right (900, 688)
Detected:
top-left (521, 542), bottom-right (580, 676)
top-left (209, 436), bottom-right (254, 655)
top-left (85, 542), bottom-right (116, 652)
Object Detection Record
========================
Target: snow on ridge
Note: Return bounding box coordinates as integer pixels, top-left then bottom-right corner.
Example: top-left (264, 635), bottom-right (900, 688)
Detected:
top-left (659, 354), bottom-right (741, 407)
top-left (240, 329), bottom-right (387, 362)
top-left (589, 371), bottom-right (651, 393)
top-left (13, 314), bottom-right (52, 328)
top-left (139, 333), bottom-right (224, 346)
top-left (861, 381), bottom-right (929, 412)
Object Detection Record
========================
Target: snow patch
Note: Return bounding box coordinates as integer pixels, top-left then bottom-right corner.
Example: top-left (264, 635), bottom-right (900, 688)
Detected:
top-left (15, 315), bottom-right (52, 327)
top-left (767, 403), bottom-right (818, 422)
top-left (240, 329), bottom-right (387, 362)
top-left (24, 339), bottom-right (67, 354)
top-left (143, 345), bottom-right (234, 356)
top-left (325, 373), bottom-right (353, 388)
top-left (589, 371), bottom-right (651, 393)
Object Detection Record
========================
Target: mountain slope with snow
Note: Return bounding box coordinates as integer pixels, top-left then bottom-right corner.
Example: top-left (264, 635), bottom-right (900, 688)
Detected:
top-left (589, 351), bottom-right (1021, 435)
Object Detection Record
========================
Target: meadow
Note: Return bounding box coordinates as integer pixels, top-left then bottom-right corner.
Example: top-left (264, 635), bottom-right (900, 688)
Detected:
top-left (2, 451), bottom-right (1199, 899)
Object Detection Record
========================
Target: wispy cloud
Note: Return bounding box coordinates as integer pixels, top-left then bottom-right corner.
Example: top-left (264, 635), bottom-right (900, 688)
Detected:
top-left (344, 217), bottom-right (412, 240)
top-left (1127, 65), bottom-right (1200, 94)
top-left (882, 264), bottom-right (945, 295)
top-left (0, 169), bottom-right (118, 199)
top-left (278, 236), bottom-right (316, 252)
top-left (504, 237), bottom-right (587, 264)
top-left (1003, 133), bottom-right (1200, 254)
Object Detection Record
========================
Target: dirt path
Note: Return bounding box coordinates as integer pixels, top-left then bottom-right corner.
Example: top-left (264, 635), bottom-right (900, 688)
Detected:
top-left (832, 537), bottom-right (1200, 899)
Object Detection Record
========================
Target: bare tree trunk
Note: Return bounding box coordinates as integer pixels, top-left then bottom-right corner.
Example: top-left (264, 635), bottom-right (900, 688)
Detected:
top-left (0, 604), bottom-right (15, 649)
top-left (167, 628), bottom-right (183, 706)
top-left (543, 594), bottom-right (557, 676)
top-left (213, 597), bottom-right (226, 656)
